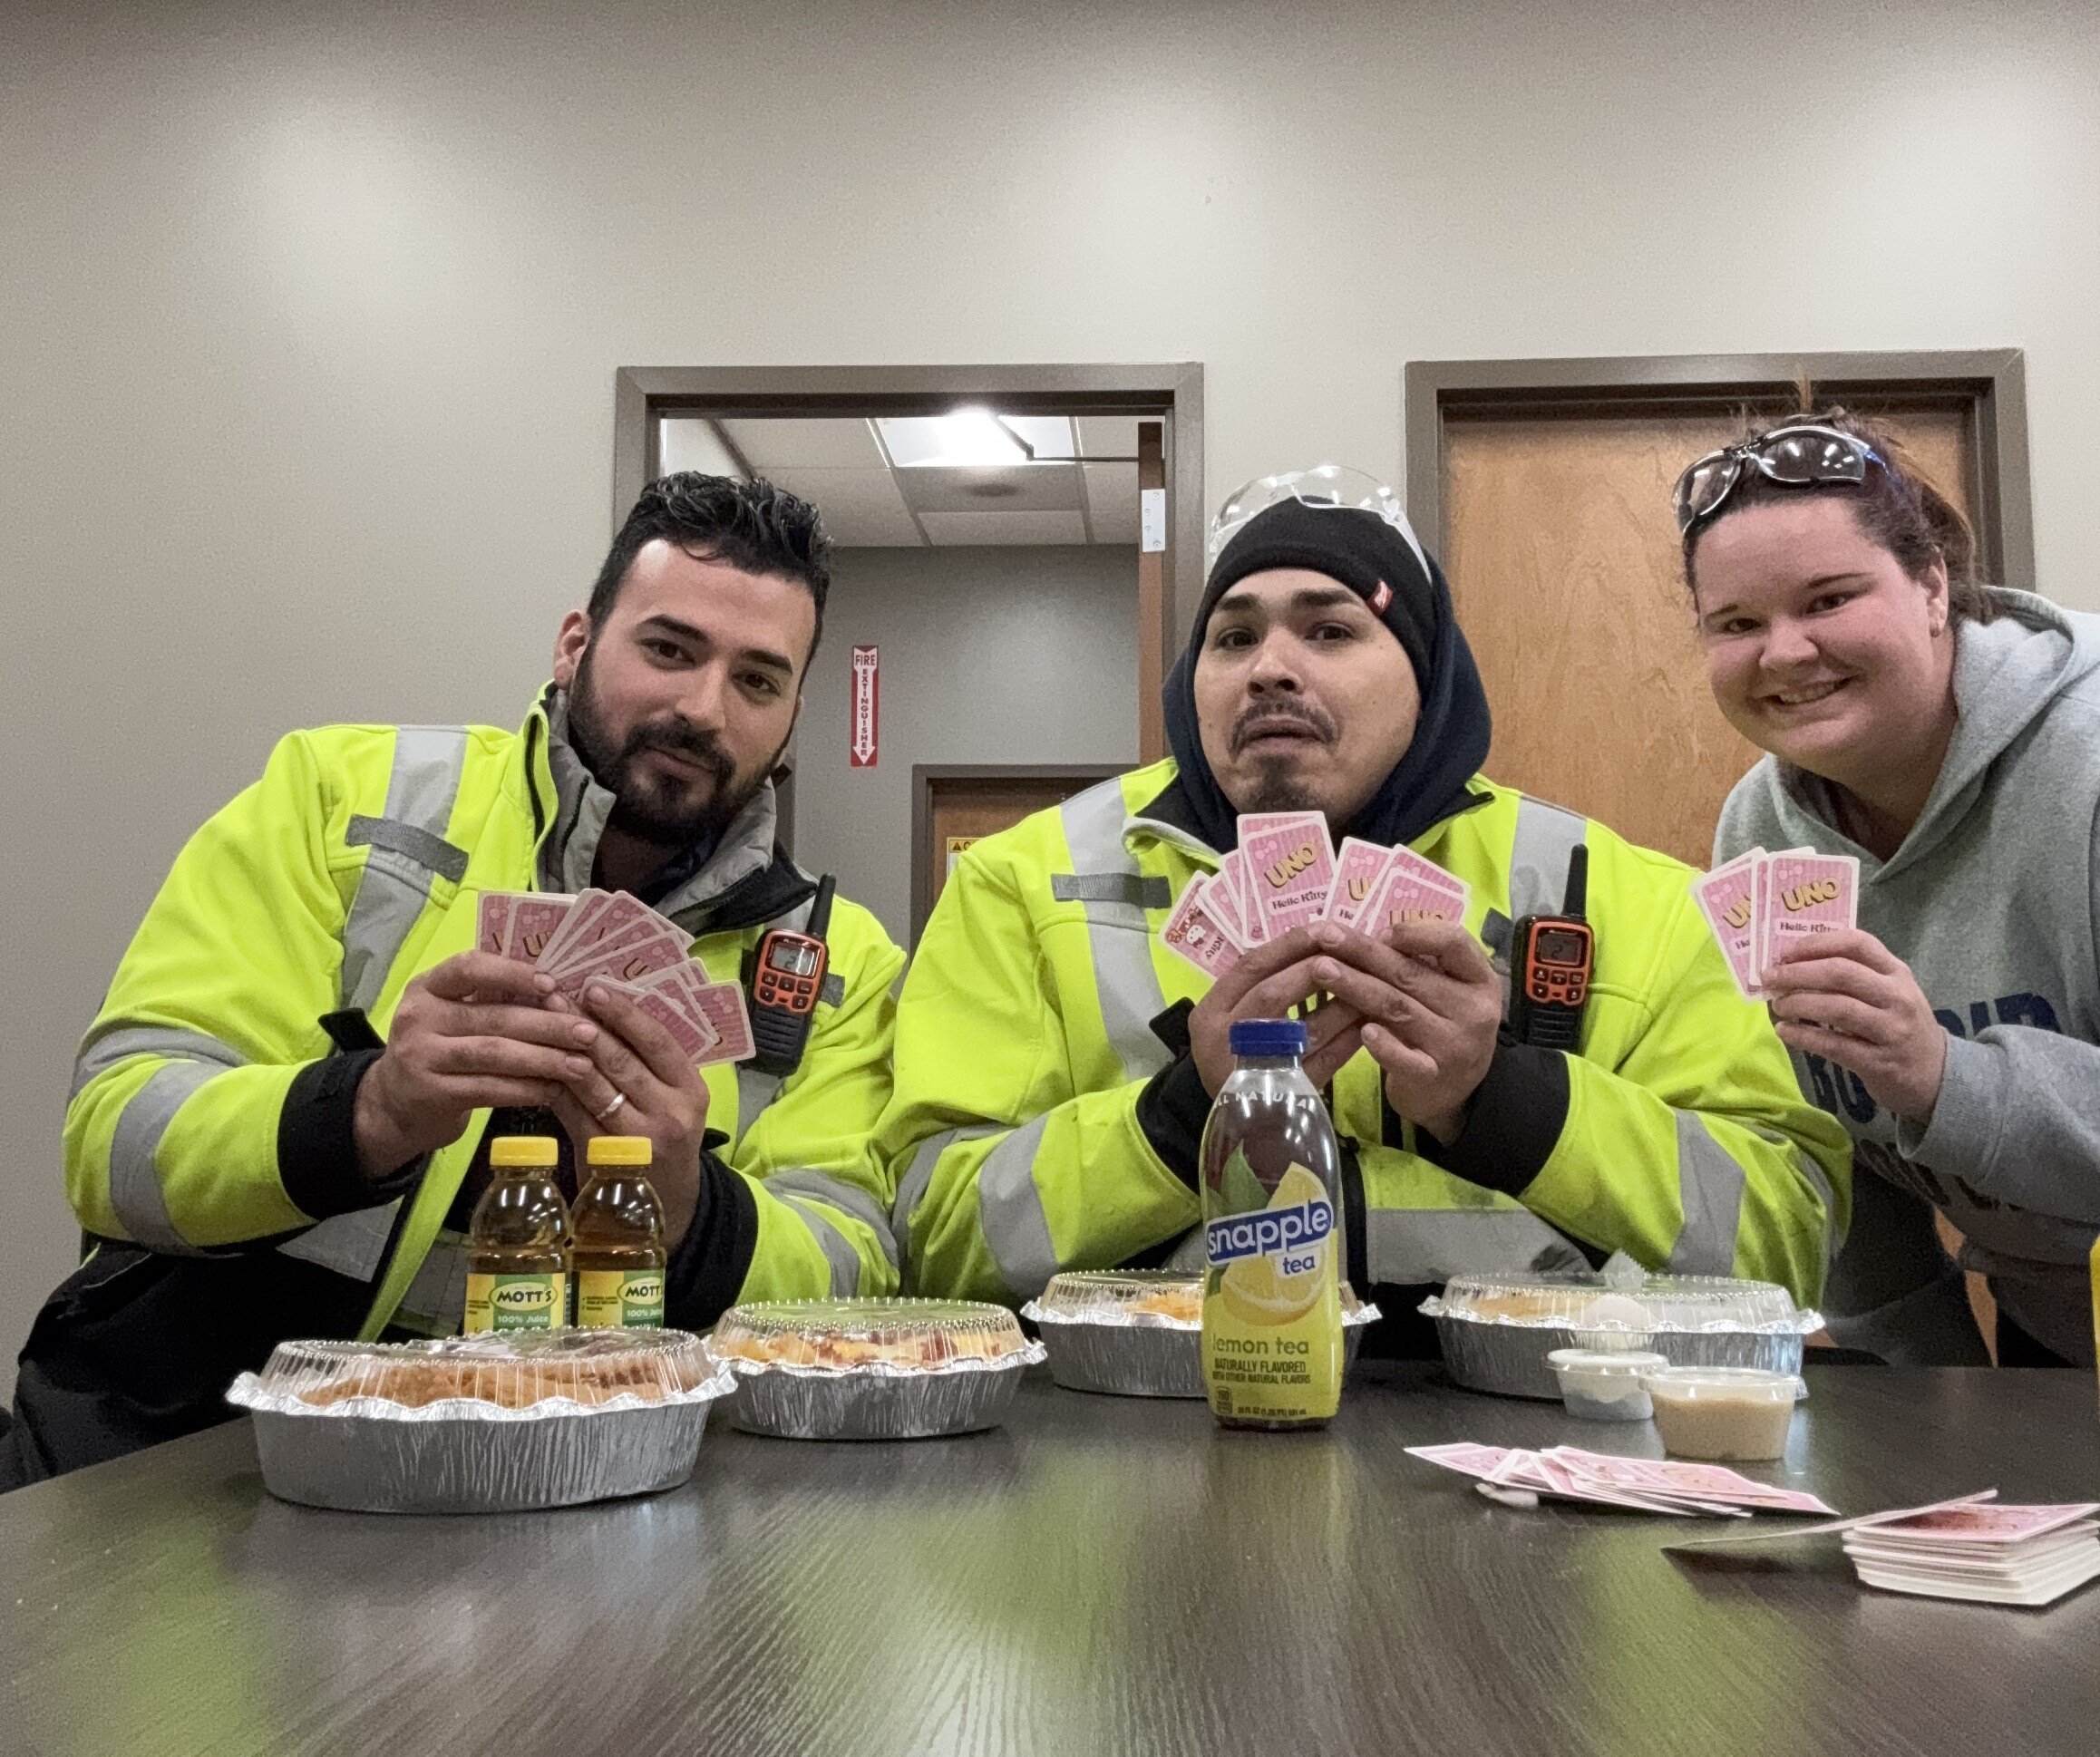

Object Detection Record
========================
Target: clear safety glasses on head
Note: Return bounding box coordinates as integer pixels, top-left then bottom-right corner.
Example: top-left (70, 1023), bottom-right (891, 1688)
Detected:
top-left (1207, 463), bottom-right (1430, 575)
top-left (1673, 425), bottom-right (1883, 536)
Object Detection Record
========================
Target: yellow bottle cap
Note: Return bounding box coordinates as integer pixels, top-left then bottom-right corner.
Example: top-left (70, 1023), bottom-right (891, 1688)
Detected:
top-left (489, 1135), bottom-right (559, 1169)
top-left (588, 1134), bottom-right (654, 1167)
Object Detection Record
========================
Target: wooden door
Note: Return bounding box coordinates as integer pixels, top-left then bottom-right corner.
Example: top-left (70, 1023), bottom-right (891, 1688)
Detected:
top-left (911, 765), bottom-right (1123, 945)
top-left (1440, 404), bottom-right (1974, 867)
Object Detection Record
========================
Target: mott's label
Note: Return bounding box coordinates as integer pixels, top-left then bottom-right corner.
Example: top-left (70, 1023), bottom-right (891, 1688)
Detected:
top-left (578, 1269), bottom-right (666, 1329)
top-left (1202, 1162), bottom-right (1342, 1422)
top-left (463, 1272), bottom-right (567, 1334)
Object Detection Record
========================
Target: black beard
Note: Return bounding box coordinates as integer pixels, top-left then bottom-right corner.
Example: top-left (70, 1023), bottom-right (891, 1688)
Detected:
top-left (565, 650), bottom-right (779, 849)
top-left (1235, 764), bottom-right (1327, 816)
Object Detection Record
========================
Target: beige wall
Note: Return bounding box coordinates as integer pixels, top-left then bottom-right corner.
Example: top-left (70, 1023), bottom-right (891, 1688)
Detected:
top-left (4, 0), bottom-right (2098, 1388)
top-left (795, 546), bottom-right (1140, 945)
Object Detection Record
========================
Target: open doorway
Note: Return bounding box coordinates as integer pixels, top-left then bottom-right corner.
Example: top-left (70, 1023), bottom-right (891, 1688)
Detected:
top-left (611, 364), bottom-right (1204, 946)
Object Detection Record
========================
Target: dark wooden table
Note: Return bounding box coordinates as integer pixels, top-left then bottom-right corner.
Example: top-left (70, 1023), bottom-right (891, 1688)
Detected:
top-left (3, 1363), bottom-right (2096, 1757)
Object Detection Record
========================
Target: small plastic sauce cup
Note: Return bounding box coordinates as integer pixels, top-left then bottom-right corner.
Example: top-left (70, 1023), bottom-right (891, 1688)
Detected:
top-left (1639, 1366), bottom-right (1803, 1461)
top-left (1545, 1349), bottom-right (1669, 1421)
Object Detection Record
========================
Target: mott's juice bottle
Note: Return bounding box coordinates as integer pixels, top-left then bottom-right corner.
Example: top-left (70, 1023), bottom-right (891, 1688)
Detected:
top-left (572, 1135), bottom-right (667, 1329)
top-left (1201, 1017), bottom-right (1345, 1430)
top-left (463, 1135), bottom-right (572, 1334)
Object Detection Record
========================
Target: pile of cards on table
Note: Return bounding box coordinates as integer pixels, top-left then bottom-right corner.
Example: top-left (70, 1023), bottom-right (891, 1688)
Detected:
top-left (1689, 845), bottom-right (1859, 1000)
top-left (475, 889), bottom-right (753, 1066)
top-left (1161, 812), bottom-right (1470, 979)
top-left (1405, 1442), bottom-right (1834, 1519)
top-left (1669, 1489), bottom-right (2100, 1607)
top-left (1843, 1496), bottom-right (2100, 1606)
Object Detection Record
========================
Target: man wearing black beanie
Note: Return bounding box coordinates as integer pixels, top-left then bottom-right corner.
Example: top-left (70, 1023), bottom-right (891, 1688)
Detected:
top-left (880, 470), bottom-right (1849, 1354)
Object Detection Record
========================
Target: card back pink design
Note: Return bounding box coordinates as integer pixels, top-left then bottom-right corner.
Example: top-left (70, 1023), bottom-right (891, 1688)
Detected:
top-left (1239, 814), bottom-right (1336, 937)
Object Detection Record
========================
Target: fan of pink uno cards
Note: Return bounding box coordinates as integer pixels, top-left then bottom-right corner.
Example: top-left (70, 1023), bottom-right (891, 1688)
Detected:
top-left (474, 889), bottom-right (754, 1066)
top-left (1159, 812), bottom-right (1471, 980)
top-left (1689, 847), bottom-right (1859, 1001)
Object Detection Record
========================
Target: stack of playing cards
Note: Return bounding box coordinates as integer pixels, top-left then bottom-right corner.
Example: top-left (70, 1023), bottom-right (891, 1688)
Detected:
top-left (1669, 1489), bottom-right (2100, 1607)
top-left (1844, 1498), bottom-right (2100, 1607)
top-left (1689, 846), bottom-right (1859, 1000)
top-left (1405, 1442), bottom-right (1835, 1519)
top-left (1160, 813), bottom-right (1471, 980)
top-left (475, 889), bottom-right (755, 1067)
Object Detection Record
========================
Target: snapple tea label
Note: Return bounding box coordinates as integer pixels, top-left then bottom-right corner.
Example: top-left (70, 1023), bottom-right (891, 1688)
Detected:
top-left (1201, 1155), bottom-right (1343, 1422)
top-left (464, 1271), bottom-right (567, 1334)
top-left (578, 1269), bottom-right (666, 1329)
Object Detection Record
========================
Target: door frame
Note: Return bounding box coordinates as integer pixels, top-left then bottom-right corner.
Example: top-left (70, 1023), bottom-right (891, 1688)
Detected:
top-left (909, 762), bottom-right (1125, 946)
top-left (1403, 349), bottom-right (2034, 588)
top-left (613, 364), bottom-right (1207, 752)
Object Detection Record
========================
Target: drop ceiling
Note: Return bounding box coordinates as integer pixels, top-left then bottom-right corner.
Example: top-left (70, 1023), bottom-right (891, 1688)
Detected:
top-left (656, 413), bottom-right (1147, 548)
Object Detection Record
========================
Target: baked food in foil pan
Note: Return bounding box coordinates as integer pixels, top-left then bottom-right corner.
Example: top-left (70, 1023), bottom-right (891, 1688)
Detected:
top-left (1417, 1270), bottom-right (1822, 1401)
top-left (225, 1328), bottom-right (733, 1512)
top-left (1019, 1271), bottom-right (1381, 1399)
top-left (710, 1298), bottom-right (1045, 1440)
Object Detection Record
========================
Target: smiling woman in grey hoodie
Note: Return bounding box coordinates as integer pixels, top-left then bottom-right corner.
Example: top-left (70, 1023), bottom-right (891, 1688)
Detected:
top-left (1682, 411), bottom-right (2100, 1369)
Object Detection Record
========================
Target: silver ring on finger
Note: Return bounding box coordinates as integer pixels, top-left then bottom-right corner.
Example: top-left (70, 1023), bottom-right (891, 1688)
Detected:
top-left (595, 1090), bottom-right (629, 1124)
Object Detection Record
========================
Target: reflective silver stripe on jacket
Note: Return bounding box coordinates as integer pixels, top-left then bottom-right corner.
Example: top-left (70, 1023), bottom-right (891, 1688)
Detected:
top-left (338, 727), bottom-right (471, 1013)
top-left (1667, 1110), bottom-right (1748, 1276)
top-left (777, 1197), bottom-right (862, 1296)
top-left (764, 1168), bottom-right (898, 1275)
top-left (1057, 779), bottom-right (1171, 1084)
top-left (70, 1023), bottom-right (246, 1105)
top-left (1366, 1206), bottom-right (1590, 1286)
top-left (73, 1022), bottom-right (249, 1255)
top-left (390, 1227), bottom-right (473, 1334)
top-left (1505, 795), bottom-right (1588, 926)
top-left (975, 1111), bottom-right (1059, 1298)
top-left (891, 1122), bottom-right (1002, 1282)
top-left (277, 1199), bottom-right (401, 1282)
top-left (734, 1063), bottom-right (785, 1150)
top-left (105, 1061), bottom-right (227, 1256)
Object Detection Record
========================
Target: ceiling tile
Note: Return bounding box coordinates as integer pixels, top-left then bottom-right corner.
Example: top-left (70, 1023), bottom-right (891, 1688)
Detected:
top-left (1078, 415), bottom-right (1147, 460)
top-left (1083, 461), bottom-right (1142, 541)
top-left (720, 418), bottom-right (886, 471)
top-left (762, 466), bottom-right (922, 547)
top-left (918, 510), bottom-right (1091, 546)
top-left (656, 417), bottom-right (746, 479)
top-left (898, 462), bottom-right (1083, 514)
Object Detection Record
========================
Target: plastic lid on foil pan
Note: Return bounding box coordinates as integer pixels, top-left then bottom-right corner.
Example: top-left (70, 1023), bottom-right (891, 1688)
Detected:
top-left (710, 1298), bottom-right (1045, 1376)
top-left (1417, 1271), bottom-right (1820, 1335)
top-left (1021, 1271), bottom-right (1380, 1331)
top-left (226, 1328), bottom-right (729, 1422)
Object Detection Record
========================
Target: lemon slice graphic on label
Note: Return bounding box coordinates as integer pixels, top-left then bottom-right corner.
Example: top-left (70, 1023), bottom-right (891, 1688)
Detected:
top-left (1220, 1162), bottom-right (1329, 1327)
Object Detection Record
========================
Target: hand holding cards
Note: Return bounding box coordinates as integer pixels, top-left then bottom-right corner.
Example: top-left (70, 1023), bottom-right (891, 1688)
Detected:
top-left (1689, 846), bottom-right (1858, 999)
top-left (476, 889), bottom-right (755, 1065)
top-left (1161, 815), bottom-right (1471, 981)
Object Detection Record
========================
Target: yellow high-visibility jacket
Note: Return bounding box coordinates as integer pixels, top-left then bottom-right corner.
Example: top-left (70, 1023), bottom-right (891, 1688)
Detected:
top-left (65, 700), bottom-right (903, 1339)
top-left (879, 762), bottom-right (1850, 1325)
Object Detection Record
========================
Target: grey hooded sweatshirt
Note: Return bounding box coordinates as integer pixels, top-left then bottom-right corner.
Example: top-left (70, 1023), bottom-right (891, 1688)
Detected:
top-left (1716, 587), bottom-right (2100, 1366)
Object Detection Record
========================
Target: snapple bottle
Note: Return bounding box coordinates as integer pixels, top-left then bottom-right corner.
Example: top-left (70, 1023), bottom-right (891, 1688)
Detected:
top-left (1200, 1018), bottom-right (1345, 1430)
top-left (571, 1135), bottom-right (667, 1329)
top-left (464, 1135), bottom-right (571, 1334)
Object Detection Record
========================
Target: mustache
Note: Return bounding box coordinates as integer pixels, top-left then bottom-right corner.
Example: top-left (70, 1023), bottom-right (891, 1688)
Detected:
top-left (1230, 700), bottom-right (1337, 755)
top-left (622, 719), bottom-right (734, 781)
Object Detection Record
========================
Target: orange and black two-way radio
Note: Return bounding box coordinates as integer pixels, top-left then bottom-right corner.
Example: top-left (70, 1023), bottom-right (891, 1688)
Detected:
top-left (1508, 846), bottom-right (1592, 1052)
top-left (749, 875), bottom-right (835, 1077)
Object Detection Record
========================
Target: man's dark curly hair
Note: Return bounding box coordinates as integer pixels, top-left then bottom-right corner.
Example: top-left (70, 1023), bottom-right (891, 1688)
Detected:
top-left (588, 472), bottom-right (833, 662)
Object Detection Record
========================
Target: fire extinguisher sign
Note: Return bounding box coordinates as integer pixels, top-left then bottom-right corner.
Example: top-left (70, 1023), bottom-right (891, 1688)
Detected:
top-left (849, 645), bottom-right (879, 768)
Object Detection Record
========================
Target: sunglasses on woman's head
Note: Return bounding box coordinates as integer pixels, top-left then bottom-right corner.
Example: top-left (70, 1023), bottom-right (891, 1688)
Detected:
top-left (1673, 425), bottom-right (1883, 535)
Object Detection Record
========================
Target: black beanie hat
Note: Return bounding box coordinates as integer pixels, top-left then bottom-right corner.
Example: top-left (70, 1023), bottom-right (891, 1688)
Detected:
top-left (1198, 499), bottom-right (1438, 684)
top-left (1159, 497), bottom-right (1493, 853)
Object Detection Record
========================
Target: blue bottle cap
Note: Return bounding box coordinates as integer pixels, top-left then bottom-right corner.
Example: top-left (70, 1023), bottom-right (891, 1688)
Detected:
top-left (1228, 1017), bottom-right (1308, 1059)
